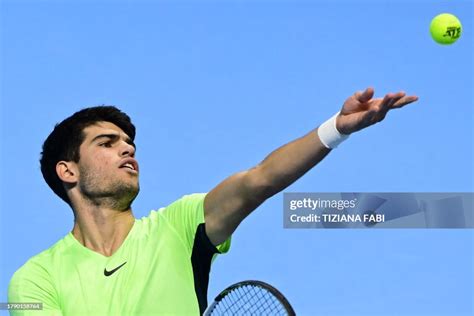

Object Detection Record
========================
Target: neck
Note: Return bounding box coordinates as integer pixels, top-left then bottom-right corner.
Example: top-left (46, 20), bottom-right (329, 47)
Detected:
top-left (71, 201), bottom-right (135, 257)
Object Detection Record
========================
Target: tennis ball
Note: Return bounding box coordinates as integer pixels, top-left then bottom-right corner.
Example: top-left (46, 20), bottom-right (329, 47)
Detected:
top-left (430, 13), bottom-right (462, 45)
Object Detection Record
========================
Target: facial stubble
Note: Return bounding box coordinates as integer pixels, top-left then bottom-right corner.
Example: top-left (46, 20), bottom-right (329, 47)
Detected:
top-left (78, 164), bottom-right (140, 211)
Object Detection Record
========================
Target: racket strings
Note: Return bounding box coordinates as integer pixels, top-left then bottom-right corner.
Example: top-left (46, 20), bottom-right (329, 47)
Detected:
top-left (212, 284), bottom-right (288, 315)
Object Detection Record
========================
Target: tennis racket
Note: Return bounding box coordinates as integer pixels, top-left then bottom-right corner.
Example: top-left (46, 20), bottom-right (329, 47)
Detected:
top-left (204, 280), bottom-right (296, 316)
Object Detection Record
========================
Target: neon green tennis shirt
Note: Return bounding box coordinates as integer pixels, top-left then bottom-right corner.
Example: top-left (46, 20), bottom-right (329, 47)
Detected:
top-left (8, 193), bottom-right (231, 315)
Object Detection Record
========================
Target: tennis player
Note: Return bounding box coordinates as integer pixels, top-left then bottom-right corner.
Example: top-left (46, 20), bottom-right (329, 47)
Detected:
top-left (8, 87), bottom-right (417, 315)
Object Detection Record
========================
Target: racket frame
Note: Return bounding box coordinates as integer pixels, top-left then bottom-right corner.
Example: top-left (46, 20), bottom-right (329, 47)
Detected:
top-left (204, 280), bottom-right (296, 316)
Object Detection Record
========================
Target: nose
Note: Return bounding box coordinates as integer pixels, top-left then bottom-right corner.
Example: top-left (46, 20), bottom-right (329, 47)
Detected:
top-left (120, 141), bottom-right (135, 158)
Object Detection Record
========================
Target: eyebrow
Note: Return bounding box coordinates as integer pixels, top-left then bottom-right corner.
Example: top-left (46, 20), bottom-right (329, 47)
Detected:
top-left (90, 133), bottom-right (136, 148)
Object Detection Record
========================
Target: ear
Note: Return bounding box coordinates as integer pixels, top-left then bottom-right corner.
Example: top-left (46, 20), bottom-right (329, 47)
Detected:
top-left (56, 161), bottom-right (78, 184)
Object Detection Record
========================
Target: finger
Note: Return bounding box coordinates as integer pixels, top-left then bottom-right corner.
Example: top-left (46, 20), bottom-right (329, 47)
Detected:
top-left (385, 91), bottom-right (406, 111)
top-left (381, 92), bottom-right (407, 120)
top-left (374, 93), bottom-right (393, 113)
top-left (370, 92), bottom-right (403, 122)
top-left (355, 87), bottom-right (374, 103)
top-left (391, 95), bottom-right (419, 109)
top-left (363, 94), bottom-right (389, 124)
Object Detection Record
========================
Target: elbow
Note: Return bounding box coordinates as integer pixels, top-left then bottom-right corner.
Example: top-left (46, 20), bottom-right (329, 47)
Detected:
top-left (245, 166), bottom-right (276, 201)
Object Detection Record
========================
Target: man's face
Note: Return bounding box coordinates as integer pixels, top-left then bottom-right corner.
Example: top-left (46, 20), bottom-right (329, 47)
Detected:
top-left (75, 121), bottom-right (139, 209)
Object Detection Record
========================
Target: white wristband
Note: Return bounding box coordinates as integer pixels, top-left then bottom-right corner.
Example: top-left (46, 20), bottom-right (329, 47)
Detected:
top-left (317, 112), bottom-right (349, 149)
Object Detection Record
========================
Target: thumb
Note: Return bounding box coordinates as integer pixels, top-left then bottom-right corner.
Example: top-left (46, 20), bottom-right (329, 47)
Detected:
top-left (355, 87), bottom-right (374, 103)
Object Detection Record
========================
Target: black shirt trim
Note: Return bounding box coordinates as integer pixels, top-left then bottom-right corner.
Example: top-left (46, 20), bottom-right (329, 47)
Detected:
top-left (191, 223), bottom-right (220, 315)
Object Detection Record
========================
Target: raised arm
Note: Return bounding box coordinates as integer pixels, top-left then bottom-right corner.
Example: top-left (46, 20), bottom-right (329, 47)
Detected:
top-left (204, 87), bottom-right (418, 245)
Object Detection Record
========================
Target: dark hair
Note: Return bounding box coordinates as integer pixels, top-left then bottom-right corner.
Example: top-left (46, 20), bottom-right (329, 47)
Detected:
top-left (40, 106), bottom-right (136, 205)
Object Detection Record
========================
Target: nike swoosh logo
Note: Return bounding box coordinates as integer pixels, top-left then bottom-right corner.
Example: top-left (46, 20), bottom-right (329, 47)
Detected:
top-left (104, 262), bottom-right (127, 277)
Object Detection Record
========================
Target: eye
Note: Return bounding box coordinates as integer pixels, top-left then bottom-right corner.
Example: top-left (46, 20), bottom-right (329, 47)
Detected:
top-left (99, 141), bottom-right (112, 148)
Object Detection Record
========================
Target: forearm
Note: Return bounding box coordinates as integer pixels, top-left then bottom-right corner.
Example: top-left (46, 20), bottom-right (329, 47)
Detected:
top-left (251, 127), bottom-right (331, 199)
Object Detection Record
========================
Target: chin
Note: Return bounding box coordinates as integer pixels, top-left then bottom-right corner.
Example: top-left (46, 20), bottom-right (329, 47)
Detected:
top-left (114, 187), bottom-right (139, 210)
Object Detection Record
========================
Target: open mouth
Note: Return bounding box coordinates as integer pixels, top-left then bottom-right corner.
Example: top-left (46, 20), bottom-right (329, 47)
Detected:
top-left (119, 160), bottom-right (138, 173)
top-left (121, 163), bottom-right (135, 170)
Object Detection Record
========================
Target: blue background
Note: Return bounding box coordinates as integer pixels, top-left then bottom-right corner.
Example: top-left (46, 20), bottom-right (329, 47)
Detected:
top-left (1, 0), bottom-right (473, 315)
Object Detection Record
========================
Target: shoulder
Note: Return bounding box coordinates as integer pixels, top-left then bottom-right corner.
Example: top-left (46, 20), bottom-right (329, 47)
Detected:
top-left (10, 235), bottom-right (71, 283)
top-left (141, 193), bottom-right (207, 222)
top-left (8, 237), bottom-right (69, 306)
top-left (11, 236), bottom-right (68, 279)
top-left (162, 193), bottom-right (207, 211)
top-left (136, 193), bottom-right (208, 249)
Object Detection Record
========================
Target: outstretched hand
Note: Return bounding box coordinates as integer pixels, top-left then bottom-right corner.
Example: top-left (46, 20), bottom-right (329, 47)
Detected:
top-left (336, 87), bottom-right (419, 135)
